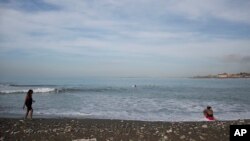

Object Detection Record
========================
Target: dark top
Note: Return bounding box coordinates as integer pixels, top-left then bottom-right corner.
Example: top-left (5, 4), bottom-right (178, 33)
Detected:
top-left (25, 97), bottom-right (33, 107)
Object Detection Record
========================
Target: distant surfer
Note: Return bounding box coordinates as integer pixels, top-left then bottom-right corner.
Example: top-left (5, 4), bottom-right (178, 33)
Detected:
top-left (203, 106), bottom-right (215, 120)
top-left (23, 89), bottom-right (35, 119)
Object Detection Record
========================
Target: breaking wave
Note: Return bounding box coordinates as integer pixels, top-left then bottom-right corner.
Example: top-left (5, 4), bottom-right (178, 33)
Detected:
top-left (0, 88), bottom-right (56, 94)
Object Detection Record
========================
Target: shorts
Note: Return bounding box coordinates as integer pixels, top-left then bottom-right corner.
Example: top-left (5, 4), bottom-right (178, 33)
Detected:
top-left (26, 105), bottom-right (33, 111)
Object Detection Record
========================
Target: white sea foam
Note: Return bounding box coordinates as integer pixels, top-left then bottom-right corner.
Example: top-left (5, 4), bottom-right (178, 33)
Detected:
top-left (33, 88), bottom-right (56, 93)
top-left (0, 88), bottom-right (56, 94)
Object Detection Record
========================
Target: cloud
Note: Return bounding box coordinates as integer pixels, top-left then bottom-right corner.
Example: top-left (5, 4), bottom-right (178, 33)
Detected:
top-left (1, 0), bottom-right (250, 77)
top-left (0, 0), bottom-right (60, 12)
top-left (165, 0), bottom-right (250, 24)
top-left (222, 54), bottom-right (250, 64)
top-left (242, 56), bottom-right (250, 63)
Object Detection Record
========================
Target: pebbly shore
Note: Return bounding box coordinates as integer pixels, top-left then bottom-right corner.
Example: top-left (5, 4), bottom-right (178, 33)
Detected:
top-left (0, 118), bottom-right (249, 141)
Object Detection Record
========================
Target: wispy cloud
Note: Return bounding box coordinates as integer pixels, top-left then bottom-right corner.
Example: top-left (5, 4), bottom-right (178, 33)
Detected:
top-left (165, 0), bottom-right (250, 24)
top-left (223, 54), bottom-right (250, 63)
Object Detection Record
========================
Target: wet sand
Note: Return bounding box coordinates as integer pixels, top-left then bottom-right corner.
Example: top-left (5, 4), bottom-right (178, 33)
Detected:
top-left (0, 118), bottom-right (249, 141)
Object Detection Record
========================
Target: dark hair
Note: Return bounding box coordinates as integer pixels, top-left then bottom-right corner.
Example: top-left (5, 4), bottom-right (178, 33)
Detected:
top-left (207, 106), bottom-right (211, 109)
top-left (27, 89), bottom-right (33, 97)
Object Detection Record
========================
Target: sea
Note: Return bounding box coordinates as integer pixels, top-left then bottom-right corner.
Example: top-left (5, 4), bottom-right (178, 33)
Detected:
top-left (0, 77), bottom-right (250, 121)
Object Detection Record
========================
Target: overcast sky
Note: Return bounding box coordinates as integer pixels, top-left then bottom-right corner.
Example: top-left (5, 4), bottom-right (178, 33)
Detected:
top-left (0, 0), bottom-right (250, 78)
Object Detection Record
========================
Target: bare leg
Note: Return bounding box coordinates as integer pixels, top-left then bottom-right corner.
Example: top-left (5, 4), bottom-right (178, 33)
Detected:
top-left (25, 109), bottom-right (29, 119)
top-left (30, 109), bottom-right (33, 119)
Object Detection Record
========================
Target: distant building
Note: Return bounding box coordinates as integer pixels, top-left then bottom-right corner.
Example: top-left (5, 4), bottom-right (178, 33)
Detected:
top-left (218, 73), bottom-right (228, 78)
top-left (230, 74), bottom-right (240, 78)
top-left (239, 72), bottom-right (250, 78)
top-left (193, 72), bottom-right (250, 79)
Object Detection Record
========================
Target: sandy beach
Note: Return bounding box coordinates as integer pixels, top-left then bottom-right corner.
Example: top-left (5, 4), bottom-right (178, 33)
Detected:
top-left (0, 118), bottom-right (249, 141)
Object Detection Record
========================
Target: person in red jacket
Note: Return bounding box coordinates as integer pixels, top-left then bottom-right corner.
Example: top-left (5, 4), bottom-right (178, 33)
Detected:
top-left (203, 106), bottom-right (216, 120)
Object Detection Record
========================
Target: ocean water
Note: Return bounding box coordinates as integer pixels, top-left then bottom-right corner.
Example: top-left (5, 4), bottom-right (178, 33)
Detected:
top-left (0, 77), bottom-right (250, 121)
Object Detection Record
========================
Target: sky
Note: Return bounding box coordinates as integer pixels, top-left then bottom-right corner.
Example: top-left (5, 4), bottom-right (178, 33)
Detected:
top-left (0, 0), bottom-right (250, 78)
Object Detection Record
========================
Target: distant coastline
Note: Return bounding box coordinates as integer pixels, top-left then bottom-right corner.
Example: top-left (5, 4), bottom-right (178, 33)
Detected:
top-left (193, 72), bottom-right (250, 79)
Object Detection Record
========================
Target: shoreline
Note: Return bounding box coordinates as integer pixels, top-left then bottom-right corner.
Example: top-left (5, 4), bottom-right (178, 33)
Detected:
top-left (1, 118), bottom-right (249, 141)
top-left (1, 114), bottom-right (248, 122)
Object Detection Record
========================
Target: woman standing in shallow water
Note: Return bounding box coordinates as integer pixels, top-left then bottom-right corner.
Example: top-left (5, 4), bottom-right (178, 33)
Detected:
top-left (23, 89), bottom-right (35, 119)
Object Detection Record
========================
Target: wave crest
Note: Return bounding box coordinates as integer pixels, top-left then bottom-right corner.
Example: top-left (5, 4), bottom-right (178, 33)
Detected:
top-left (0, 88), bottom-right (56, 94)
